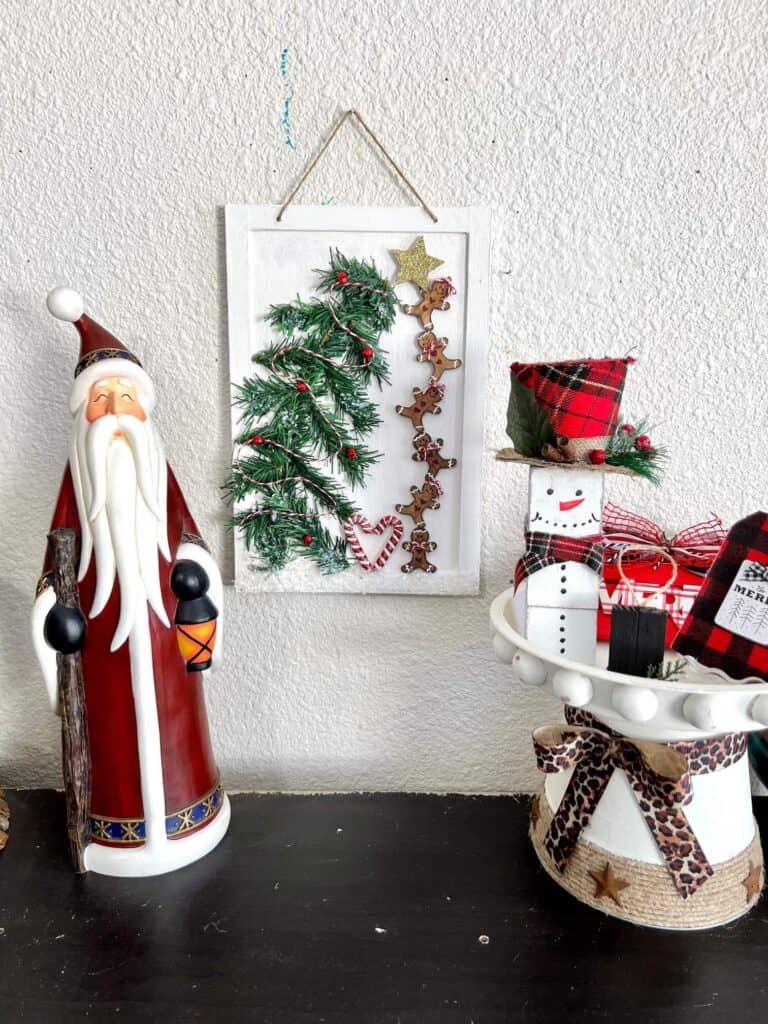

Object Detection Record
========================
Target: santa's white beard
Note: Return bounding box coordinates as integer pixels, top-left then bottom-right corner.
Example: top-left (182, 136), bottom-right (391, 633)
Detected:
top-left (70, 409), bottom-right (171, 650)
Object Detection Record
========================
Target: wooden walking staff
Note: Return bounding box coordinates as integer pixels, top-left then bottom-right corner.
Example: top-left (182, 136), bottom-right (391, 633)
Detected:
top-left (48, 528), bottom-right (91, 873)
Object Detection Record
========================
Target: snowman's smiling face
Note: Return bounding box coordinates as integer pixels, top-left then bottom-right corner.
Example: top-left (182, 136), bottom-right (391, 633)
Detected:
top-left (528, 468), bottom-right (602, 536)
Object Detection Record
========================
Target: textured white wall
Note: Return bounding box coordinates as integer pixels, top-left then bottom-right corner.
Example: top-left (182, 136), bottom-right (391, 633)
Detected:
top-left (1, 1), bottom-right (766, 794)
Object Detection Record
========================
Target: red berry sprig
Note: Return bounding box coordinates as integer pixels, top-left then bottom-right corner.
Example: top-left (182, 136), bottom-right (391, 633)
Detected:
top-left (296, 380), bottom-right (308, 393)
top-left (634, 434), bottom-right (653, 452)
top-left (336, 271), bottom-right (349, 285)
top-left (302, 534), bottom-right (313, 546)
top-left (621, 423), bottom-right (636, 434)
top-left (249, 435), bottom-right (265, 446)
top-left (346, 447), bottom-right (357, 460)
top-left (589, 449), bottom-right (607, 465)
top-left (361, 346), bottom-right (374, 361)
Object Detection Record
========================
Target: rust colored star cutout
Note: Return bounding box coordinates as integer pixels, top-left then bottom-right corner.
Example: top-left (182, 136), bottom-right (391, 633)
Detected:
top-left (741, 861), bottom-right (763, 903)
top-left (588, 861), bottom-right (630, 908)
top-left (530, 795), bottom-right (541, 829)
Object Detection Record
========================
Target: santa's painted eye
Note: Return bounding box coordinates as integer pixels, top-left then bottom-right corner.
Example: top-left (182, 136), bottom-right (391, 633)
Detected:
top-left (546, 488), bottom-right (554, 495)
top-left (121, 394), bottom-right (133, 401)
top-left (576, 489), bottom-right (582, 496)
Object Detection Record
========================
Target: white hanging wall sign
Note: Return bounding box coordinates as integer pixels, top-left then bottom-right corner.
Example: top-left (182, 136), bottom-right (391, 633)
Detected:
top-left (224, 205), bottom-right (491, 595)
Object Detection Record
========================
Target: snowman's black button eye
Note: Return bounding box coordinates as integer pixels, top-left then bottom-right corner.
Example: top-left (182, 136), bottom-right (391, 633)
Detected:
top-left (547, 488), bottom-right (554, 495)
top-left (576, 489), bottom-right (582, 496)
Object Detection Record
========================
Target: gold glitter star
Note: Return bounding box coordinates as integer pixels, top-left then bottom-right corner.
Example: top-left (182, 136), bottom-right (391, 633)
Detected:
top-left (588, 861), bottom-right (630, 908)
top-left (391, 236), bottom-right (444, 290)
top-left (741, 861), bottom-right (762, 903)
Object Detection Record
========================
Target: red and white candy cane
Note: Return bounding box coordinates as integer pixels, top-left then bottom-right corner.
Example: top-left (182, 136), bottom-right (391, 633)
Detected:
top-left (343, 514), bottom-right (404, 572)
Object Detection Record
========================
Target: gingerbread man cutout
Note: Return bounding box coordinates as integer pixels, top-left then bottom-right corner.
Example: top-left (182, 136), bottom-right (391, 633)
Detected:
top-left (412, 429), bottom-right (457, 476)
top-left (402, 527), bottom-right (437, 574)
top-left (395, 473), bottom-right (443, 525)
top-left (403, 278), bottom-right (454, 329)
top-left (396, 378), bottom-right (445, 430)
top-left (416, 331), bottom-right (462, 381)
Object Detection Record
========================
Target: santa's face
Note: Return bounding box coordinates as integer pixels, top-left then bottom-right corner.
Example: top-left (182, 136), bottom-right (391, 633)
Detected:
top-left (528, 467), bottom-right (602, 536)
top-left (86, 377), bottom-right (147, 423)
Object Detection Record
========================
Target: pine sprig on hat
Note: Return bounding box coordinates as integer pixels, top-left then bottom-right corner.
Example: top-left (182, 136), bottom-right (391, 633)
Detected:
top-left (605, 419), bottom-right (666, 484)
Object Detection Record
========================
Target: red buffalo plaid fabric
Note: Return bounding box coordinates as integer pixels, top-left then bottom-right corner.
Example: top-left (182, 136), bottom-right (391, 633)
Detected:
top-left (672, 512), bottom-right (768, 681)
top-left (510, 357), bottom-right (632, 440)
top-left (514, 531), bottom-right (604, 590)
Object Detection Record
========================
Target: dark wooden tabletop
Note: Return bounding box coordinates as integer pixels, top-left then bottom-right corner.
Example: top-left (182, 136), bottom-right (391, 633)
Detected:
top-left (0, 790), bottom-right (765, 1022)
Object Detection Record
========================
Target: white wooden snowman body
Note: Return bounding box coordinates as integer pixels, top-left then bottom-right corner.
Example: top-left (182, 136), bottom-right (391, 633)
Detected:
top-left (513, 466), bottom-right (604, 666)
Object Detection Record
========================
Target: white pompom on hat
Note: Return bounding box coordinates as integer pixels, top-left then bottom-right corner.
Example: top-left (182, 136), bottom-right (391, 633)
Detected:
top-left (47, 288), bottom-right (156, 415)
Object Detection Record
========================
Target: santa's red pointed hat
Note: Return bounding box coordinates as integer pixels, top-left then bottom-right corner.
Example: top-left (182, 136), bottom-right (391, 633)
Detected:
top-left (507, 356), bottom-right (633, 464)
top-left (47, 287), bottom-right (156, 415)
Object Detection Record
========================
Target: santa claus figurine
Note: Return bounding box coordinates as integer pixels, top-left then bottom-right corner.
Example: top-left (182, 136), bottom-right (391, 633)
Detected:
top-left (31, 287), bottom-right (230, 877)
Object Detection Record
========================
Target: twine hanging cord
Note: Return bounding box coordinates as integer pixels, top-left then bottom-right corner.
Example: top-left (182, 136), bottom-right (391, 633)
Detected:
top-left (616, 544), bottom-right (678, 607)
top-left (276, 109), bottom-right (438, 223)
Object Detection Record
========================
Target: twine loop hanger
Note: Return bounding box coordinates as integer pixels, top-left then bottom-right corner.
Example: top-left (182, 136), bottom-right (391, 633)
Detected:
top-left (616, 544), bottom-right (678, 607)
top-left (276, 109), bottom-right (438, 223)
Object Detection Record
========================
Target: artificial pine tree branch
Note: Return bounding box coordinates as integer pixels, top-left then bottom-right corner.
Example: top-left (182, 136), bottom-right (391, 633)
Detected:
top-left (226, 249), bottom-right (396, 573)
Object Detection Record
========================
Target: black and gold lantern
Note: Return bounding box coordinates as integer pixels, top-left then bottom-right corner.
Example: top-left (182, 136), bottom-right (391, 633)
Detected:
top-left (171, 560), bottom-right (218, 672)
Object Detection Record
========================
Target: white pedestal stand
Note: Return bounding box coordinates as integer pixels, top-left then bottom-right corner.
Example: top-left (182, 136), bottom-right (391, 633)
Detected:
top-left (491, 589), bottom-right (766, 929)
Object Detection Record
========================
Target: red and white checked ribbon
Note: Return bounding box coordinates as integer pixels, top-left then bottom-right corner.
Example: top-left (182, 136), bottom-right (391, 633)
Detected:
top-left (343, 514), bottom-right (404, 572)
top-left (602, 502), bottom-right (726, 570)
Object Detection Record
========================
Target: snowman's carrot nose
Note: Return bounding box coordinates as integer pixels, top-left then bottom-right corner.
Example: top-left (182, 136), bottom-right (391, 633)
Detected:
top-left (559, 497), bottom-right (585, 511)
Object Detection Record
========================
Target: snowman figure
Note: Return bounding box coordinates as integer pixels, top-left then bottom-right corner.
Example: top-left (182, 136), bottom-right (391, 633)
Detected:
top-left (513, 466), bottom-right (604, 665)
top-left (506, 356), bottom-right (636, 666)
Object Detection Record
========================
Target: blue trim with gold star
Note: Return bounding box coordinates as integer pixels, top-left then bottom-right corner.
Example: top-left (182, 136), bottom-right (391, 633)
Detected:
top-left (75, 348), bottom-right (142, 378)
top-left (89, 782), bottom-right (223, 845)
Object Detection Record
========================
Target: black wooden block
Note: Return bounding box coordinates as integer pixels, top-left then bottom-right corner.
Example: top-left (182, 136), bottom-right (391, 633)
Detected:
top-left (608, 604), bottom-right (667, 677)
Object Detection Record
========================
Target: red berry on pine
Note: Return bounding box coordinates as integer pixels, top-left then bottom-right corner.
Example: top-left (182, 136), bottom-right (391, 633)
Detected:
top-left (621, 424), bottom-right (635, 434)
top-left (346, 447), bottom-right (357, 460)
top-left (296, 380), bottom-right (308, 393)
top-left (250, 435), bottom-right (265, 446)
top-left (635, 434), bottom-right (652, 452)
top-left (589, 449), bottom-right (607, 465)
top-left (361, 346), bottom-right (374, 360)
top-left (302, 534), bottom-right (313, 546)
top-left (336, 271), bottom-right (349, 285)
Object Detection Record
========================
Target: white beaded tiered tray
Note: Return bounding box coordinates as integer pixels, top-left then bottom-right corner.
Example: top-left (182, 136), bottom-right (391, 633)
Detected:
top-left (491, 587), bottom-right (766, 929)
top-left (491, 586), bottom-right (768, 741)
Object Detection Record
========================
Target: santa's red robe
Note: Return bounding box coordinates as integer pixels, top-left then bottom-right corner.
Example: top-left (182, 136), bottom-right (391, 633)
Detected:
top-left (40, 464), bottom-right (221, 846)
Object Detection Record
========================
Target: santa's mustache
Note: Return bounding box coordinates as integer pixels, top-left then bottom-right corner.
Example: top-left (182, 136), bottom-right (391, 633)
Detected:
top-left (85, 414), bottom-right (163, 522)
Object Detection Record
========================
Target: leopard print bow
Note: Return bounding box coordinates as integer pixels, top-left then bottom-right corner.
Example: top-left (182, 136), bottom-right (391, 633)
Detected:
top-left (533, 716), bottom-right (719, 899)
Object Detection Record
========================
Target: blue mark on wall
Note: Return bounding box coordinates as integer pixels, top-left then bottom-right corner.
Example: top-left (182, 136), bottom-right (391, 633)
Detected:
top-left (280, 47), bottom-right (296, 151)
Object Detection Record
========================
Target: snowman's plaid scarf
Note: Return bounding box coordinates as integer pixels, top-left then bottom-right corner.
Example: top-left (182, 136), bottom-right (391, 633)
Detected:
top-left (514, 531), bottom-right (604, 590)
top-left (511, 358), bottom-right (631, 440)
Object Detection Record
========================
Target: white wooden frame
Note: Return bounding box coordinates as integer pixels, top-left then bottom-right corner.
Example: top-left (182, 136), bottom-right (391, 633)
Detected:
top-left (224, 205), bottom-right (491, 595)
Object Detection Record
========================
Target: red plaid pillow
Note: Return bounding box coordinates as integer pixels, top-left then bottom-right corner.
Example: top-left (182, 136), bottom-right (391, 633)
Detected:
top-left (510, 357), bottom-right (631, 440)
top-left (673, 512), bottom-right (768, 681)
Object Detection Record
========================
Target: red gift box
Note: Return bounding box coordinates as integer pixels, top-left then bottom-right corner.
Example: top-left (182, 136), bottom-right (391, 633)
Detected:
top-left (597, 562), bottom-right (707, 648)
top-left (597, 503), bottom-right (727, 649)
